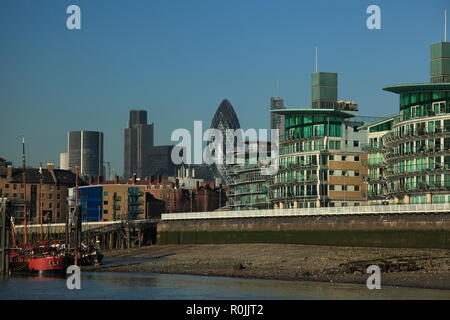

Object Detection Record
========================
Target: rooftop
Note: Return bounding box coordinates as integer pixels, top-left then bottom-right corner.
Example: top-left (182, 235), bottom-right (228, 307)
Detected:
top-left (383, 83), bottom-right (450, 94)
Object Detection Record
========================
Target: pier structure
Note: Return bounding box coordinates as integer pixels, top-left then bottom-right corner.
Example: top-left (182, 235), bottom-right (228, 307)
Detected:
top-left (14, 219), bottom-right (158, 251)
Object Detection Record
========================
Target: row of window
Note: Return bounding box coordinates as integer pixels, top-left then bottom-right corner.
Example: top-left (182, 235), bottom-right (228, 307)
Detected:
top-left (1, 183), bottom-right (61, 191)
top-left (390, 157), bottom-right (450, 174)
top-left (388, 174), bottom-right (450, 192)
top-left (389, 119), bottom-right (450, 142)
top-left (399, 91), bottom-right (449, 109)
top-left (329, 170), bottom-right (360, 177)
top-left (329, 155), bottom-right (360, 162)
top-left (368, 152), bottom-right (386, 165)
top-left (329, 185), bottom-right (360, 191)
top-left (271, 184), bottom-right (319, 198)
top-left (390, 137), bottom-right (450, 157)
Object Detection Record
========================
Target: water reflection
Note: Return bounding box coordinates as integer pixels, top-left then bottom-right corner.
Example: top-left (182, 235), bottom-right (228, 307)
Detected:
top-left (1, 272), bottom-right (449, 300)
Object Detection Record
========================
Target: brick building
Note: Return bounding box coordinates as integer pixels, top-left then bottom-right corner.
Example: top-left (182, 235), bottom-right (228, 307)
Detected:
top-left (0, 160), bottom-right (85, 224)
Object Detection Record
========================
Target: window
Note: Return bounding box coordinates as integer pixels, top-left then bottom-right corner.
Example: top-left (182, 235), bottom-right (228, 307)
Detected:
top-left (49, 203), bottom-right (52, 209)
top-left (329, 185), bottom-right (335, 191)
top-left (329, 155), bottom-right (334, 161)
top-left (354, 185), bottom-right (360, 191)
top-left (13, 184), bottom-right (16, 190)
top-left (354, 156), bottom-right (360, 162)
top-left (342, 185), bottom-right (347, 191)
top-left (342, 170), bottom-right (348, 176)
top-left (49, 194), bottom-right (53, 200)
top-left (329, 170), bottom-right (334, 176)
top-left (5, 184), bottom-right (9, 189)
top-left (103, 210), bottom-right (109, 214)
top-left (57, 194), bottom-right (60, 200)
top-left (354, 203), bottom-right (360, 207)
top-left (342, 156), bottom-right (347, 161)
top-left (353, 141), bottom-right (359, 147)
top-left (57, 203), bottom-right (60, 209)
top-left (104, 192), bottom-right (108, 196)
top-left (355, 170), bottom-right (360, 176)
top-left (104, 201), bottom-right (108, 205)
top-left (57, 211), bottom-right (60, 218)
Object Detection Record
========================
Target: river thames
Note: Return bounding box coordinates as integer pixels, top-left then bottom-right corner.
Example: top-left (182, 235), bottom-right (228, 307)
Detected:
top-left (1, 271), bottom-right (450, 300)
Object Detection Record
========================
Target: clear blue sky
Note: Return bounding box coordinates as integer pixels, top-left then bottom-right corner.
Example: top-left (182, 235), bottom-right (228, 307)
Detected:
top-left (0, 0), bottom-right (448, 176)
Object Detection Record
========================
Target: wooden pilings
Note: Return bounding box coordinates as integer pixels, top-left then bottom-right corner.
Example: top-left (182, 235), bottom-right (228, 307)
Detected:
top-left (0, 201), bottom-right (10, 276)
top-left (12, 220), bottom-right (158, 251)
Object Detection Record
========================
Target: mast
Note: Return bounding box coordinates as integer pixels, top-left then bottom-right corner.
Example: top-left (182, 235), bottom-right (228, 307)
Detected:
top-left (74, 166), bottom-right (79, 266)
top-left (39, 162), bottom-right (43, 242)
top-left (22, 137), bottom-right (27, 245)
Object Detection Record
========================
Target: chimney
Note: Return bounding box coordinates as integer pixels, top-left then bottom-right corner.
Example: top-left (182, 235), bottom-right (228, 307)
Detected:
top-left (47, 162), bottom-right (55, 171)
top-left (6, 165), bottom-right (12, 180)
top-left (115, 175), bottom-right (119, 184)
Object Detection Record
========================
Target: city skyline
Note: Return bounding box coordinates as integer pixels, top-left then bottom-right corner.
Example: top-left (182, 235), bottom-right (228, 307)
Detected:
top-left (1, 0), bottom-right (448, 176)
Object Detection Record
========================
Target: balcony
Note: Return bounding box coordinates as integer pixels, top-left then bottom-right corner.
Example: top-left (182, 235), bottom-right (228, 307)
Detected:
top-left (383, 126), bottom-right (450, 146)
top-left (387, 182), bottom-right (450, 195)
top-left (385, 163), bottom-right (450, 178)
top-left (385, 148), bottom-right (450, 161)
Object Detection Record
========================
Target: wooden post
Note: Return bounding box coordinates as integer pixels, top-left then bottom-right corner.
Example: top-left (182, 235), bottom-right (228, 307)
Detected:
top-left (1, 200), bottom-right (10, 276)
top-left (138, 228), bottom-right (142, 247)
top-left (109, 233), bottom-right (113, 250)
top-left (126, 223), bottom-right (130, 249)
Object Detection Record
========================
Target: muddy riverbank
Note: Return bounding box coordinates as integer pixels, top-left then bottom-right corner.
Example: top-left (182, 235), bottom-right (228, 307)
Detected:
top-left (83, 244), bottom-right (450, 291)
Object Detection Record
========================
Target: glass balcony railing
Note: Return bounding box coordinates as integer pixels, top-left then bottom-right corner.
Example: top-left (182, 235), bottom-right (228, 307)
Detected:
top-left (383, 126), bottom-right (450, 145)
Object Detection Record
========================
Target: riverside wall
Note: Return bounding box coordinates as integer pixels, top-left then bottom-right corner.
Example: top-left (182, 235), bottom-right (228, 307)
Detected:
top-left (157, 213), bottom-right (450, 248)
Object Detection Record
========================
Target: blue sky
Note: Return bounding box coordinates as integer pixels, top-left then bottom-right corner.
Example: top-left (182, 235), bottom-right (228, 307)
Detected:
top-left (0, 0), bottom-right (448, 176)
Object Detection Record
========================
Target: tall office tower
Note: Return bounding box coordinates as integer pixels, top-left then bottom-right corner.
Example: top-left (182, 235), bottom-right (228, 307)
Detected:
top-left (270, 96), bottom-right (285, 136)
top-left (68, 131), bottom-right (104, 179)
top-left (208, 99), bottom-right (241, 182)
top-left (59, 152), bottom-right (69, 170)
top-left (430, 41), bottom-right (450, 83)
top-left (124, 110), bottom-right (154, 179)
top-left (311, 72), bottom-right (338, 109)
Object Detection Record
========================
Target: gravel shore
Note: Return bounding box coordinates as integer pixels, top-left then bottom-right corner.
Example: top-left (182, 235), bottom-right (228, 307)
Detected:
top-left (83, 244), bottom-right (450, 291)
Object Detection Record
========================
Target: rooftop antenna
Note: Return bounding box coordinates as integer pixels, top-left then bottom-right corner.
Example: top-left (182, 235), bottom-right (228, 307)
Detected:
top-left (445, 10), bottom-right (447, 42)
top-left (315, 47), bottom-right (318, 72)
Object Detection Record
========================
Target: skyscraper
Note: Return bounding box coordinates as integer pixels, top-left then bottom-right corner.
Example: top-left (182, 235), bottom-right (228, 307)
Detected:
top-left (270, 96), bottom-right (285, 135)
top-left (124, 110), bottom-right (154, 179)
top-left (67, 131), bottom-right (104, 179)
top-left (208, 99), bottom-right (241, 182)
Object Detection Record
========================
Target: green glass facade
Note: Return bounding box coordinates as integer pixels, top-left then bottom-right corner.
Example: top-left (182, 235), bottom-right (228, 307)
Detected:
top-left (375, 42), bottom-right (450, 204)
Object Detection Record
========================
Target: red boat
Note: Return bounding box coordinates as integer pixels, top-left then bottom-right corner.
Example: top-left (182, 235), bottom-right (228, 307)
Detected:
top-left (9, 241), bottom-right (68, 275)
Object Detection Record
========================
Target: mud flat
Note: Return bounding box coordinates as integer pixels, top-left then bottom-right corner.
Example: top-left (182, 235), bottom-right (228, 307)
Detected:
top-left (83, 244), bottom-right (450, 291)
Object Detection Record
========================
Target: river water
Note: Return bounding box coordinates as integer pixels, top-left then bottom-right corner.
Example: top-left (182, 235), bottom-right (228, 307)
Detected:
top-left (0, 271), bottom-right (450, 300)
